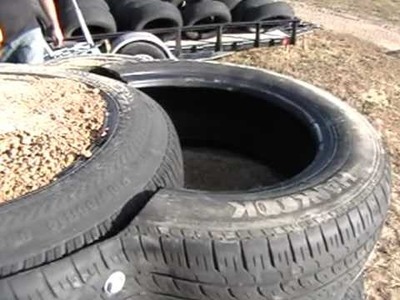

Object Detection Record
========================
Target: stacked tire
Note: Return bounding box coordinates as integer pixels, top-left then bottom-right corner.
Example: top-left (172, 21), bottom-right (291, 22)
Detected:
top-left (107, 0), bottom-right (183, 41)
top-left (57, 0), bottom-right (117, 37)
top-left (0, 58), bottom-right (390, 300)
top-left (49, 0), bottom-right (295, 41)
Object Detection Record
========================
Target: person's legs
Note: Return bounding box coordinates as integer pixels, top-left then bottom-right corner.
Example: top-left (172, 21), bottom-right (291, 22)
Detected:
top-left (15, 27), bottom-right (48, 64)
top-left (0, 28), bottom-right (48, 64)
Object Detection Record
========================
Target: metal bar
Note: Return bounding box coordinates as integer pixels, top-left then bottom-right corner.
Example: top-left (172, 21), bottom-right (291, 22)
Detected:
top-left (255, 22), bottom-right (261, 47)
top-left (175, 27), bottom-right (182, 57)
top-left (70, 0), bottom-right (95, 46)
top-left (216, 25), bottom-right (223, 52)
top-left (290, 19), bottom-right (298, 45)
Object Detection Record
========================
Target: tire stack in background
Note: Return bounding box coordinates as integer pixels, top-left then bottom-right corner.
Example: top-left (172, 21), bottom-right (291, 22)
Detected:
top-left (0, 56), bottom-right (391, 299)
top-left (33, 0), bottom-right (295, 40)
top-left (57, 0), bottom-right (117, 37)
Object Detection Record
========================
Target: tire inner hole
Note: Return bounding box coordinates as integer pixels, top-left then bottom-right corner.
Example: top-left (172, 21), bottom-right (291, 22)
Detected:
top-left (72, 25), bottom-right (112, 37)
top-left (140, 86), bottom-right (318, 191)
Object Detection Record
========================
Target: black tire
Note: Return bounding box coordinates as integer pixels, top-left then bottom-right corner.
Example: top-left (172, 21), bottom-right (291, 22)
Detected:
top-left (243, 1), bottom-right (295, 24)
top-left (181, 0), bottom-right (232, 40)
top-left (126, 1), bottom-right (183, 41)
top-left (59, 1), bottom-right (117, 37)
top-left (342, 275), bottom-right (365, 300)
top-left (58, 0), bottom-right (111, 11)
top-left (0, 64), bottom-right (183, 278)
top-left (215, 0), bottom-right (242, 10)
top-left (163, 0), bottom-right (186, 8)
top-left (85, 60), bottom-right (390, 299)
top-left (231, 0), bottom-right (273, 21)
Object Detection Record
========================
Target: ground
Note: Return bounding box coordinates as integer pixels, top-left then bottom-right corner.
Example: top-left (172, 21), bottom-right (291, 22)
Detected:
top-left (220, 9), bottom-right (400, 299)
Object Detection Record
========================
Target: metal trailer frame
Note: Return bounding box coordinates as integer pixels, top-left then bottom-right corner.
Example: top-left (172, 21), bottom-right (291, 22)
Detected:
top-left (45, 17), bottom-right (317, 61)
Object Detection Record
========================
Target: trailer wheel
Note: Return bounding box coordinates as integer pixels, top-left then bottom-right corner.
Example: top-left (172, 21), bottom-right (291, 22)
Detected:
top-left (117, 41), bottom-right (169, 60)
top-left (0, 63), bottom-right (183, 278)
top-left (182, 0), bottom-right (232, 40)
top-left (86, 60), bottom-right (389, 300)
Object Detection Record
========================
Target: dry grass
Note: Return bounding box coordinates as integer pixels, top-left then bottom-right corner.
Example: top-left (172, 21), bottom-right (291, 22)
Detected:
top-left (221, 30), bottom-right (400, 300)
top-left (290, 0), bottom-right (400, 25)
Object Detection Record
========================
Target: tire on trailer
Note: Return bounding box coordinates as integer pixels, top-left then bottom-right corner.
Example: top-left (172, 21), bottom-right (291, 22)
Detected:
top-left (162, 0), bottom-right (186, 8)
top-left (0, 64), bottom-right (183, 278)
top-left (87, 60), bottom-right (389, 299)
top-left (127, 1), bottom-right (183, 41)
top-left (58, 0), bottom-right (117, 37)
top-left (242, 1), bottom-right (295, 32)
top-left (231, 0), bottom-right (273, 21)
top-left (215, 0), bottom-right (242, 10)
top-left (181, 0), bottom-right (232, 40)
top-left (111, 0), bottom-right (182, 41)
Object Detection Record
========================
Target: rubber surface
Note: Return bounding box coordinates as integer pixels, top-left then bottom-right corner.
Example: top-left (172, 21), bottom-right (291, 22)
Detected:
top-left (87, 60), bottom-right (390, 299)
top-left (231, 0), bottom-right (273, 21)
top-left (342, 275), bottom-right (364, 300)
top-left (46, 53), bottom-right (157, 72)
top-left (243, 1), bottom-right (295, 23)
top-left (58, 0), bottom-right (117, 37)
top-left (0, 63), bottom-right (184, 278)
top-left (181, 0), bottom-right (232, 40)
top-left (215, 0), bottom-right (242, 10)
top-left (123, 1), bottom-right (183, 40)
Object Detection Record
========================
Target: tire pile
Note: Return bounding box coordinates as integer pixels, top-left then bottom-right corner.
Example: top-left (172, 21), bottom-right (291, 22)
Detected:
top-left (48, 0), bottom-right (295, 40)
top-left (0, 57), bottom-right (391, 300)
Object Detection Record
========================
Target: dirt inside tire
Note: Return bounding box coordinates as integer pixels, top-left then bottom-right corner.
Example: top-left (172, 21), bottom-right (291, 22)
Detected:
top-left (0, 74), bottom-right (105, 203)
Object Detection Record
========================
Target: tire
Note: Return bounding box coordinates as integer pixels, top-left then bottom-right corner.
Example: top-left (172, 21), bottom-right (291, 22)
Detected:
top-left (0, 64), bottom-right (184, 278)
top-left (215, 0), bottom-right (242, 10)
top-left (231, 0), bottom-right (273, 21)
top-left (342, 275), bottom-right (365, 300)
top-left (181, 0), bottom-right (232, 40)
top-left (45, 53), bottom-right (152, 72)
top-left (243, 1), bottom-right (295, 24)
top-left (163, 0), bottom-right (186, 8)
top-left (58, 0), bottom-right (117, 37)
top-left (58, 0), bottom-right (111, 11)
top-left (125, 1), bottom-right (183, 41)
top-left (86, 60), bottom-right (390, 299)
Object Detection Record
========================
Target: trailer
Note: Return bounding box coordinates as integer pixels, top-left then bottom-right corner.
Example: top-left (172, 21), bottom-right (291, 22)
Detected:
top-left (44, 17), bottom-right (317, 62)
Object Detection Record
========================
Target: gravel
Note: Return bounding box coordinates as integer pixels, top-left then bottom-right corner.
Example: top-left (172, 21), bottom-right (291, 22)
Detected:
top-left (0, 74), bottom-right (105, 203)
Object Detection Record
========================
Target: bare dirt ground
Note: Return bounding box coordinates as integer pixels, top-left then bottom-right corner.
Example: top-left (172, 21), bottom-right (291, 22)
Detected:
top-left (221, 27), bottom-right (400, 299)
top-left (0, 75), bottom-right (105, 202)
top-left (290, 1), bottom-right (400, 51)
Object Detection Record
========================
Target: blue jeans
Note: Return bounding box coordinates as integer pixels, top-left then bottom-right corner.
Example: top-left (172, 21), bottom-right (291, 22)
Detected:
top-left (0, 27), bottom-right (48, 64)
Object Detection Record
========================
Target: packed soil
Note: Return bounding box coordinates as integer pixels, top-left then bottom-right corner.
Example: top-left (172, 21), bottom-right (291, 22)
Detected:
top-left (289, 0), bottom-right (400, 27)
top-left (0, 75), bottom-right (105, 203)
top-left (291, 1), bottom-right (400, 51)
top-left (220, 30), bottom-right (400, 300)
